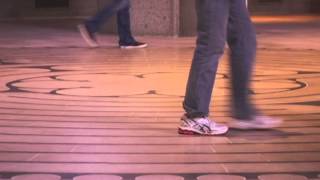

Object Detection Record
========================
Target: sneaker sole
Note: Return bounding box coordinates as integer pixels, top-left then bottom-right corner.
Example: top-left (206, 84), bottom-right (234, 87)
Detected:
top-left (120, 44), bottom-right (148, 49)
top-left (178, 127), bottom-right (228, 136)
top-left (78, 25), bottom-right (99, 48)
top-left (228, 121), bottom-right (281, 130)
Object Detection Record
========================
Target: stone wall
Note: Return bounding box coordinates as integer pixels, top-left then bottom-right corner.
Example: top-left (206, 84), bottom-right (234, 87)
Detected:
top-left (131, 0), bottom-right (179, 36)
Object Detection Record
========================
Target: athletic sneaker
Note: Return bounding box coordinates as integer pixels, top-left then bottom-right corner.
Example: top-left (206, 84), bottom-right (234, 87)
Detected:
top-left (119, 41), bottom-right (148, 49)
top-left (178, 115), bottom-right (229, 135)
top-left (228, 115), bottom-right (282, 130)
top-left (78, 24), bottom-right (99, 48)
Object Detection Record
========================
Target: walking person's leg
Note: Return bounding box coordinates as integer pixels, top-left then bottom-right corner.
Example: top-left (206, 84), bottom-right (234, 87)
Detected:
top-left (117, 4), bottom-right (148, 49)
top-left (179, 0), bottom-right (229, 135)
top-left (117, 3), bottom-right (135, 46)
top-left (78, 0), bottom-right (129, 47)
top-left (227, 0), bottom-right (282, 129)
top-left (227, 0), bottom-right (257, 120)
top-left (86, 0), bottom-right (129, 34)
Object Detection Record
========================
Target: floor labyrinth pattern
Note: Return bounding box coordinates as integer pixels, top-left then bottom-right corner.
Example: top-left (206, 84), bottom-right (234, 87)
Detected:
top-left (0, 41), bottom-right (320, 179)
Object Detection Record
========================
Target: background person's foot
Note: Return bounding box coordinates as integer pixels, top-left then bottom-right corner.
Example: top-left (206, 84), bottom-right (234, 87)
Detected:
top-left (228, 115), bottom-right (283, 130)
top-left (119, 41), bottom-right (148, 49)
top-left (78, 24), bottom-right (99, 48)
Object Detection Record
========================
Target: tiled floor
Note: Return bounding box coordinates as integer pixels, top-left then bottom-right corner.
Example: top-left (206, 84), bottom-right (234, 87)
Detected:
top-left (0, 16), bottom-right (319, 180)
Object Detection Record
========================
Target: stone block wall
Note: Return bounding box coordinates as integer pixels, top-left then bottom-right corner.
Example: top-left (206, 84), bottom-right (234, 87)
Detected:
top-left (131, 0), bottom-right (179, 36)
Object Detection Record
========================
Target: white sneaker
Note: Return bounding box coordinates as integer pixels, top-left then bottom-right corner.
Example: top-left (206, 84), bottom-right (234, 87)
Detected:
top-left (78, 24), bottom-right (99, 48)
top-left (178, 115), bottom-right (229, 135)
top-left (228, 115), bottom-right (282, 130)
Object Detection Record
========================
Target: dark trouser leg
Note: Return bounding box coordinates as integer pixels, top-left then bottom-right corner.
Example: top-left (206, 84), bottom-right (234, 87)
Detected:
top-left (117, 4), bottom-right (136, 45)
top-left (85, 0), bottom-right (130, 34)
top-left (183, 0), bottom-right (230, 118)
top-left (227, 0), bottom-right (257, 120)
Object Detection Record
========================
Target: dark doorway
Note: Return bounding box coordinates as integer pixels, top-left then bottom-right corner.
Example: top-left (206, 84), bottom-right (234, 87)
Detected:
top-left (258, 0), bottom-right (282, 3)
top-left (310, 0), bottom-right (320, 14)
top-left (35, 0), bottom-right (69, 8)
top-left (179, 0), bottom-right (197, 36)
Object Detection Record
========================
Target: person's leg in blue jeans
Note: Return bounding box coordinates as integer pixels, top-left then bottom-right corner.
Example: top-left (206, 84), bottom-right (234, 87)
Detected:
top-left (227, 0), bottom-right (257, 120)
top-left (117, 5), bottom-right (136, 45)
top-left (179, 0), bottom-right (230, 135)
top-left (78, 0), bottom-right (147, 48)
top-left (85, 0), bottom-right (129, 35)
top-left (183, 0), bottom-right (229, 118)
top-left (179, 0), bottom-right (281, 135)
top-left (116, 6), bottom-right (147, 48)
top-left (226, 0), bottom-right (281, 129)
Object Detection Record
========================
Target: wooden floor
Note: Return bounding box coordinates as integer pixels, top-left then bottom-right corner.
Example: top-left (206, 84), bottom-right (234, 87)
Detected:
top-left (0, 16), bottom-right (319, 180)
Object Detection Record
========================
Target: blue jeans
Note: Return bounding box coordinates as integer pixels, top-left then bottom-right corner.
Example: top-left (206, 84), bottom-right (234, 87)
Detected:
top-left (183, 0), bottom-right (257, 120)
top-left (85, 0), bottom-right (136, 45)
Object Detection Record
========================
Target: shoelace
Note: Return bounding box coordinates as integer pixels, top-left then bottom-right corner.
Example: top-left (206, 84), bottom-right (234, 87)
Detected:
top-left (196, 118), bottom-right (215, 129)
